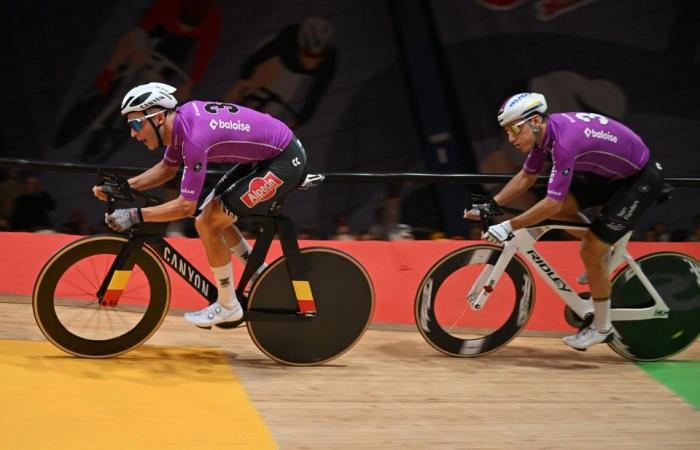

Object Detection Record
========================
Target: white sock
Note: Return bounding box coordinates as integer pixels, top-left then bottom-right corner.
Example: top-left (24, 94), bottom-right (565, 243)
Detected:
top-left (230, 240), bottom-right (252, 263)
top-left (592, 298), bottom-right (612, 332)
top-left (212, 264), bottom-right (237, 309)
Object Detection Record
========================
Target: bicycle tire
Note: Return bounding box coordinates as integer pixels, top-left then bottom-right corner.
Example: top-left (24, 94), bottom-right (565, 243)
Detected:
top-left (414, 244), bottom-right (536, 357)
top-left (608, 251), bottom-right (700, 361)
top-left (33, 235), bottom-right (170, 358)
top-left (246, 247), bottom-right (374, 365)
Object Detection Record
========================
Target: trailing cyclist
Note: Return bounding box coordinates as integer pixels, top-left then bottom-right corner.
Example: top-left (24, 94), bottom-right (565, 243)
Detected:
top-left (465, 92), bottom-right (664, 350)
top-left (92, 82), bottom-right (307, 328)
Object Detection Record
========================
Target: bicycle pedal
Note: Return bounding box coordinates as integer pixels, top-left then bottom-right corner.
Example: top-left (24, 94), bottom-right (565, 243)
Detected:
top-left (214, 318), bottom-right (246, 329)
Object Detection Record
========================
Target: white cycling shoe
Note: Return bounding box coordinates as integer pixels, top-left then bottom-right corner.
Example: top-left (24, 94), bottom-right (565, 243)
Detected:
top-left (562, 325), bottom-right (614, 351)
top-left (184, 301), bottom-right (244, 328)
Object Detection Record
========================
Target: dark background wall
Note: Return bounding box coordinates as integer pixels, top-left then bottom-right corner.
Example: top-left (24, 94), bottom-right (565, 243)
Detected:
top-left (0, 0), bottom-right (698, 238)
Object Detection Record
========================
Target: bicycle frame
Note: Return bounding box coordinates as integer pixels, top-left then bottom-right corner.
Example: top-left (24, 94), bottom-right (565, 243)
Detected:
top-left (468, 223), bottom-right (670, 321)
top-left (96, 214), bottom-right (318, 322)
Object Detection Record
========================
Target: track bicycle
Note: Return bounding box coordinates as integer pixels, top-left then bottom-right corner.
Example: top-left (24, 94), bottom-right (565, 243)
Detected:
top-left (415, 192), bottom-right (700, 361)
top-left (33, 172), bottom-right (374, 365)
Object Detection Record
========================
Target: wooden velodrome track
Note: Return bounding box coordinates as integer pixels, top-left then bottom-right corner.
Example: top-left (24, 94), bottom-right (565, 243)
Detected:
top-left (0, 294), bottom-right (698, 449)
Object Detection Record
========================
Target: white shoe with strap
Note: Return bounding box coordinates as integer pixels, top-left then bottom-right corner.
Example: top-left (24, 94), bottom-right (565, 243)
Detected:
top-left (562, 325), bottom-right (614, 351)
top-left (184, 301), bottom-right (244, 328)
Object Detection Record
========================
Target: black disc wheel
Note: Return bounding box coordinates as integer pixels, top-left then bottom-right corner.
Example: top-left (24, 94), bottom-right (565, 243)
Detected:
top-left (608, 252), bottom-right (700, 361)
top-left (246, 248), bottom-right (374, 365)
top-left (414, 245), bottom-right (535, 357)
top-left (33, 235), bottom-right (170, 358)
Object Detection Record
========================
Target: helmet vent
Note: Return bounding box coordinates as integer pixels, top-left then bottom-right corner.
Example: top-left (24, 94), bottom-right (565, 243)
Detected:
top-left (130, 93), bottom-right (151, 107)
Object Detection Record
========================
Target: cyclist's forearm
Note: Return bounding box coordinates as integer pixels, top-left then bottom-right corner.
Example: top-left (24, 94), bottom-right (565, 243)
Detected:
top-left (510, 197), bottom-right (562, 230)
top-left (129, 162), bottom-right (177, 191)
top-left (141, 196), bottom-right (196, 223)
top-left (494, 170), bottom-right (537, 205)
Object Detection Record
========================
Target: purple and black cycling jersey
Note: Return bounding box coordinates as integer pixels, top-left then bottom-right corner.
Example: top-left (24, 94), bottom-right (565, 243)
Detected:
top-left (523, 113), bottom-right (650, 201)
top-left (162, 100), bottom-right (293, 201)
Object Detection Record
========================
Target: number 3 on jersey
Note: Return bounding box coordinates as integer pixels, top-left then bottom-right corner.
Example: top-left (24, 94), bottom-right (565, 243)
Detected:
top-left (575, 112), bottom-right (608, 125)
top-left (204, 102), bottom-right (239, 115)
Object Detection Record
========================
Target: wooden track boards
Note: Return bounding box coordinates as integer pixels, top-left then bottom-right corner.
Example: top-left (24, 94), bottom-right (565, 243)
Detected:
top-left (1, 297), bottom-right (698, 449)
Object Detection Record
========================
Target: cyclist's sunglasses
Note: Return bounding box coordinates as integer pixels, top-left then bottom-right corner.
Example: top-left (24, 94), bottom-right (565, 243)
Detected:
top-left (503, 118), bottom-right (530, 137)
top-left (127, 110), bottom-right (166, 132)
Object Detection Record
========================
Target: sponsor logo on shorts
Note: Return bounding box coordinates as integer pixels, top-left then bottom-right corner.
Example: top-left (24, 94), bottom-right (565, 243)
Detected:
top-left (562, 168), bottom-right (570, 176)
top-left (605, 219), bottom-right (626, 231)
top-left (194, 162), bottom-right (202, 172)
top-left (638, 184), bottom-right (650, 193)
top-left (616, 200), bottom-right (639, 221)
top-left (583, 127), bottom-right (618, 143)
top-left (240, 171), bottom-right (285, 208)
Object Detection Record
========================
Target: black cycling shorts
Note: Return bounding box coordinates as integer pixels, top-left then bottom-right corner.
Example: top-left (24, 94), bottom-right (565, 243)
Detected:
top-left (214, 136), bottom-right (307, 219)
top-left (569, 160), bottom-right (664, 244)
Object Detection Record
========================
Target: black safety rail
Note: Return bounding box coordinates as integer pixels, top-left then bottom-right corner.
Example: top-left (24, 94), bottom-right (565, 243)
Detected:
top-left (0, 158), bottom-right (699, 187)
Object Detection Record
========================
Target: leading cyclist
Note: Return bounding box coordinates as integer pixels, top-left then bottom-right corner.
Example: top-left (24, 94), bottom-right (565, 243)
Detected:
top-left (92, 82), bottom-right (307, 328)
top-left (465, 92), bottom-right (664, 350)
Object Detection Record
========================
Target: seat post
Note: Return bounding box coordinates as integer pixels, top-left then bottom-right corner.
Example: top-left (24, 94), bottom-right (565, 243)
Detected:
top-left (276, 216), bottom-right (316, 315)
top-left (236, 215), bottom-right (276, 299)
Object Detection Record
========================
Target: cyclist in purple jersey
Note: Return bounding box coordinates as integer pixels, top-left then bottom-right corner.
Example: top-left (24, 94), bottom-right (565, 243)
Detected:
top-left (465, 92), bottom-right (664, 351)
top-left (93, 82), bottom-right (308, 328)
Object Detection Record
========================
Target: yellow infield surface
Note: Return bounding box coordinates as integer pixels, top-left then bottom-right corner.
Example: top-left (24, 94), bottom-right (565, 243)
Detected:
top-left (0, 340), bottom-right (276, 450)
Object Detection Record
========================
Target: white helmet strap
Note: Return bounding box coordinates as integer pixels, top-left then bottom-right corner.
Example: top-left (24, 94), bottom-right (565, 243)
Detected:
top-left (145, 109), bottom-right (169, 148)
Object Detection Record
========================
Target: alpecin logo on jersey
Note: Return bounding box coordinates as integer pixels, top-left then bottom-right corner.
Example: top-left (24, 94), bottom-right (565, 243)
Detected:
top-left (240, 171), bottom-right (284, 208)
top-left (584, 127), bottom-right (618, 143)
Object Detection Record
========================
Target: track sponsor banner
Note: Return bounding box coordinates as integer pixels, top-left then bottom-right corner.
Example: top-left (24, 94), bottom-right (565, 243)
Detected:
top-left (2, 232), bottom-right (698, 332)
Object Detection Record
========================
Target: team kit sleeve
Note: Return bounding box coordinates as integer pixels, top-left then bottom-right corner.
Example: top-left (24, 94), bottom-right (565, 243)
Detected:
top-left (162, 144), bottom-right (183, 167)
top-left (545, 144), bottom-right (575, 201)
top-left (178, 140), bottom-right (208, 201)
top-left (523, 147), bottom-right (545, 175)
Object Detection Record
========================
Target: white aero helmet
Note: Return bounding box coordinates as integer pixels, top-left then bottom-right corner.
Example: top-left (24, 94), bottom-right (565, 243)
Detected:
top-left (497, 92), bottom-right (547, 127)
top-left (298, 16), bottom-right (335, 55)
top-left (121, 82), bottom-right (177, 115)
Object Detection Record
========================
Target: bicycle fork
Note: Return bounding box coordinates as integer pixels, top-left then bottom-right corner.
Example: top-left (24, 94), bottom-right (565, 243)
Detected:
top-left (467, 243), bottom-right (518, 310)
top-left (96, 237), bottom-right (145, 306)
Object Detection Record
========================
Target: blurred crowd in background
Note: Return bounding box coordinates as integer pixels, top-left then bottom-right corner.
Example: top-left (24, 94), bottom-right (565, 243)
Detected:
top-left (2, 169), bottom-right (698, 242)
